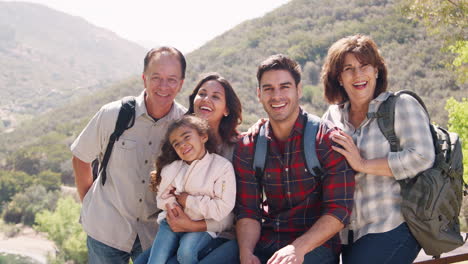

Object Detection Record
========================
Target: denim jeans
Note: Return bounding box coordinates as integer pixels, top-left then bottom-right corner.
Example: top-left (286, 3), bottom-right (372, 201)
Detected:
top-left (147, 219), bottom-right (213, 264)
top-left (87, 235), bottom-right (142, 264)
top-left (201, 239), bottom-right (338, 264)
top-left (198, 239), bottom-right (238, 264)
top-left (342, 223), bottom-right (421, 264)
top-left (134, 237), bottom-right (229, 264)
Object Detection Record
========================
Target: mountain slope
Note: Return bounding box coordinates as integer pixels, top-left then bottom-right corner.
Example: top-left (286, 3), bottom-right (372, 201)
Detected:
top-left (0, 1), bottom-right (146, 129)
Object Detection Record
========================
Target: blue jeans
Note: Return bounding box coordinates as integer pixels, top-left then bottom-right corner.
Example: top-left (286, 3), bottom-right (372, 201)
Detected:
top-left (342, 223), bottom-right (421, 264)
top-left (198, 238), bottom-right (238, 264)
top-left (203, 239), bottom-right (338, 264)
top-left (134, 237), bottom-right (229, 264)
top-left (147, 219), bottom-right (213, 264)
top-left (87, 235), bottom-right (142, 264)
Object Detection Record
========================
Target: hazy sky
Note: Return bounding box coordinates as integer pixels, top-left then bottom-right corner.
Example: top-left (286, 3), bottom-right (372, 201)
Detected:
top-left (13, 0), bottom-right (290, 53)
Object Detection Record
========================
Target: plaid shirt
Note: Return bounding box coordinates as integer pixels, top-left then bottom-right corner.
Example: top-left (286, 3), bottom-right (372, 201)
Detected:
top-left (322, 91), bottom-right (435, 244)
top-left (234, 109), bottom-right (355, 253)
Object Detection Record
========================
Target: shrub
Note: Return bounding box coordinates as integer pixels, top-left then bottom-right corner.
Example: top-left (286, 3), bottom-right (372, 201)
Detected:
top-left (2, 185), bottom-right (59, 225)
top-left (35, 196), bottom-right (87, 264)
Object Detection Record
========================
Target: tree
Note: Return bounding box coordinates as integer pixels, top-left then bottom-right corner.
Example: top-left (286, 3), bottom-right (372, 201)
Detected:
top-left (35, 196), bottom-right (87, 264)
top-left (2, 185), bottom-right (58, 225)
top-left (445, 97), bottom-right (468, 231)
top-left (0, 170), bottom-right (33, 207)
top-left (446, 97), bottom-right (468, 182)
top-left (402, 0), bottom-right (468, 83)
top-left (35, 170), bottom-right (61, 192)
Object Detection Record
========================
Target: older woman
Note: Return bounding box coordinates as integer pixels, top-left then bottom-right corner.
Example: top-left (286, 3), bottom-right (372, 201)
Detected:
top-left (321, 34), bottom-right (435, 264)
top-left (135, 72), bottom-right (242, 264)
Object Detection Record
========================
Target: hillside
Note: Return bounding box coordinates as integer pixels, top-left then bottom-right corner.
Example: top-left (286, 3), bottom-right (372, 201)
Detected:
top-left (0, 0), bottom-right (466, 183)
top-left (181, 0), bottom-right (466, 125)
top-left (0, 1), bottom-right (146, 131)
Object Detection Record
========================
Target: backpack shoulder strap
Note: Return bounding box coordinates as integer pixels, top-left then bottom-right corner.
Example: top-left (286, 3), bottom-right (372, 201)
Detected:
top-left (303, 114), bottom-right (322, 177)
top-left (253, 114), bottom-right (323, 177)
top-left (372, 92), bottom-right (401, 152)
top-left (253, 123), bottom-right (268, 177)
top-left (252, 123), bottom-right (269, 211)
top-left (99, 96), bottom-right (137, 185)
top-left (372, 90), bottom-right (431, 152)
top-left (113, 96), bottom-right (137, 139)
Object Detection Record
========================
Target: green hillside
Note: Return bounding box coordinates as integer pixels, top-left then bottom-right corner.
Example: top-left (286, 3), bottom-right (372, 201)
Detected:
top-left (0, 1), bottom-right (146, 131)
top-left (0, 0), bottom-right (466, 184)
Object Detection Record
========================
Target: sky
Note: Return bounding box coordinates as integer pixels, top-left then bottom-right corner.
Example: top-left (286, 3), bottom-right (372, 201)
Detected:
top-left (13, 0), bottom-right (290, 53)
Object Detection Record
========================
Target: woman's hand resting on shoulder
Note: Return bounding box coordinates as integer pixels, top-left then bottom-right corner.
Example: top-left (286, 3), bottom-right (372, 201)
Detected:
top-left (331, 130), bottom-right (393, 177)
top-left (330, 130), bottom-right (366, 172)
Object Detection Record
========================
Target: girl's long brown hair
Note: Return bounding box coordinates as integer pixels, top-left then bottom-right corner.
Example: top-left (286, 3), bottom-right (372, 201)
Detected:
top-left (150, 115), bottom-right (217, 193)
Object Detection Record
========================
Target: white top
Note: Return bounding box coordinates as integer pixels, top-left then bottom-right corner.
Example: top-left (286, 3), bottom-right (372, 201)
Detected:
top-left (71, 91), bottom-right (186, 252)
top-left (322, 91), bottom-right (435, 244)
top-left (156, 152), bottom-right (236, 237)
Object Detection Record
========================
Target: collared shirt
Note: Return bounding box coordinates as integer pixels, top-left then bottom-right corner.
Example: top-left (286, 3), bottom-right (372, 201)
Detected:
top-left (322, 91), bottom-right (435, 244)
top-left (234, 109), bottom-right (355, 253)
top-left (70, 91), bottom-right (186, 252)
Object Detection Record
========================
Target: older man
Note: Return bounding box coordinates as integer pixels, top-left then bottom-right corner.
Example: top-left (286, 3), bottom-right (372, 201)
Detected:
top-left (71, 47), bottom-right (187, 264)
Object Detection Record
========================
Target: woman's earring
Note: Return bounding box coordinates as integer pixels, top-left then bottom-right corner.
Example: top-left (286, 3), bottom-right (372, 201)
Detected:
top-left (376, 72), bottom-right (379, 79)
top-left (339, 82), bottom-right (343, 86)
top-left (224, 113), bottom-right (229, 117)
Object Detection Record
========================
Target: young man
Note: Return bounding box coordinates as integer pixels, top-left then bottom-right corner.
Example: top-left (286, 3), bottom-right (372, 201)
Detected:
top-left (234, 54), bottom-right (355, 264)
top-left (71, 47), bottom-right (187, 264)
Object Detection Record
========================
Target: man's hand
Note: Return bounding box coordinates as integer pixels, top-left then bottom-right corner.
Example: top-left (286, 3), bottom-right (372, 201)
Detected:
top-left (165, 204), bottom-right (193, 232)
top-left (267, 245), bottom-right (304, 264)
top-left (175, 192), bottom-right (189, 208)
top-left (240, 251), bottom-right (261, 264)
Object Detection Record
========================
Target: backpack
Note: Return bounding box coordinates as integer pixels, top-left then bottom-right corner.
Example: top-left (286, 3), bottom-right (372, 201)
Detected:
top-left (252, 113), bottom-right (324, 200)
top-left (370, 90), bottom-right (467, 256)
top-left (92, 96), bottom-right (136, 185)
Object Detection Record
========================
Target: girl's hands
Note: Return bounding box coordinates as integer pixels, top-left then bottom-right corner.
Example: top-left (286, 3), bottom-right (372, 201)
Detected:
top-left (166, 204), bottom-right (191, 232)
top-left (175, 192), bottom-right (189, 208)
top-left (330, 130), bottom-right (366, 173)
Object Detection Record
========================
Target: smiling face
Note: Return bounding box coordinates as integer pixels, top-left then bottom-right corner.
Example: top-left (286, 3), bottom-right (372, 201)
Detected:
top-left (169, 125), bottom-right (208, 164)
top-left (339, 53), bottom-right (378, 105)
top-left (257, 69), bottom-right (302, 123)
top-left (193, 80), bottom-right (229, 129)
top-left (142, 53), bottom-right (184, 115)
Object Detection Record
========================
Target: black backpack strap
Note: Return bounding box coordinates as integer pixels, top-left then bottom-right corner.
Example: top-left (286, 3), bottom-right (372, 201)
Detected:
top-left (370, 90), bottom-right (440, 155)
top-left (370, 92), bottom-right (401, 152)
top-left (303, 113), bottom-right (323, 177)
top-left (99, 96), bottom-right (136, 185)
top-left (252, 123), bottom-right (268, 210)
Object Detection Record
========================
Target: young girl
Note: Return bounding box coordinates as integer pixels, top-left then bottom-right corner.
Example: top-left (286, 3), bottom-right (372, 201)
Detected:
top-left (147, 115), bottom-right (236, 264)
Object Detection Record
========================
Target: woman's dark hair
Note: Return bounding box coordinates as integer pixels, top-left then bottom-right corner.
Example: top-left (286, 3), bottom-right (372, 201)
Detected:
top-left (321, 34), bottom-right (388, 104)
top-left (150, 115), bottom-right (217, 192)
top-left (187, 73), bottom-right (242, 145)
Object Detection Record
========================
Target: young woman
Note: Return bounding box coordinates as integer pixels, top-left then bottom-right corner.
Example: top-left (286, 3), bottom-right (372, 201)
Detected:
top-left (146, 115), bottom-right (236, 264)
top-left (321, 34), bottom-right (435, 264)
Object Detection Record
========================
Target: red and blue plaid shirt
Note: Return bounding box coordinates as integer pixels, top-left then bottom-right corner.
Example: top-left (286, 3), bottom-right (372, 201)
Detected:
top-left (234, 109), bottom-right (355, 253)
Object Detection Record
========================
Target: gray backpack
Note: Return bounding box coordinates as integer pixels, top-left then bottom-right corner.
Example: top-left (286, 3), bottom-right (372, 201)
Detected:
top-left (370, 90), bottom-right (467, 256)
top-left (252, 113), bottom-right (324, 207)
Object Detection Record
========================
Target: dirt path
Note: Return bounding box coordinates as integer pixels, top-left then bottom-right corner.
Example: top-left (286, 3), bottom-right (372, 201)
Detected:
top-left (0, 226), bottom-right (55, 264)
